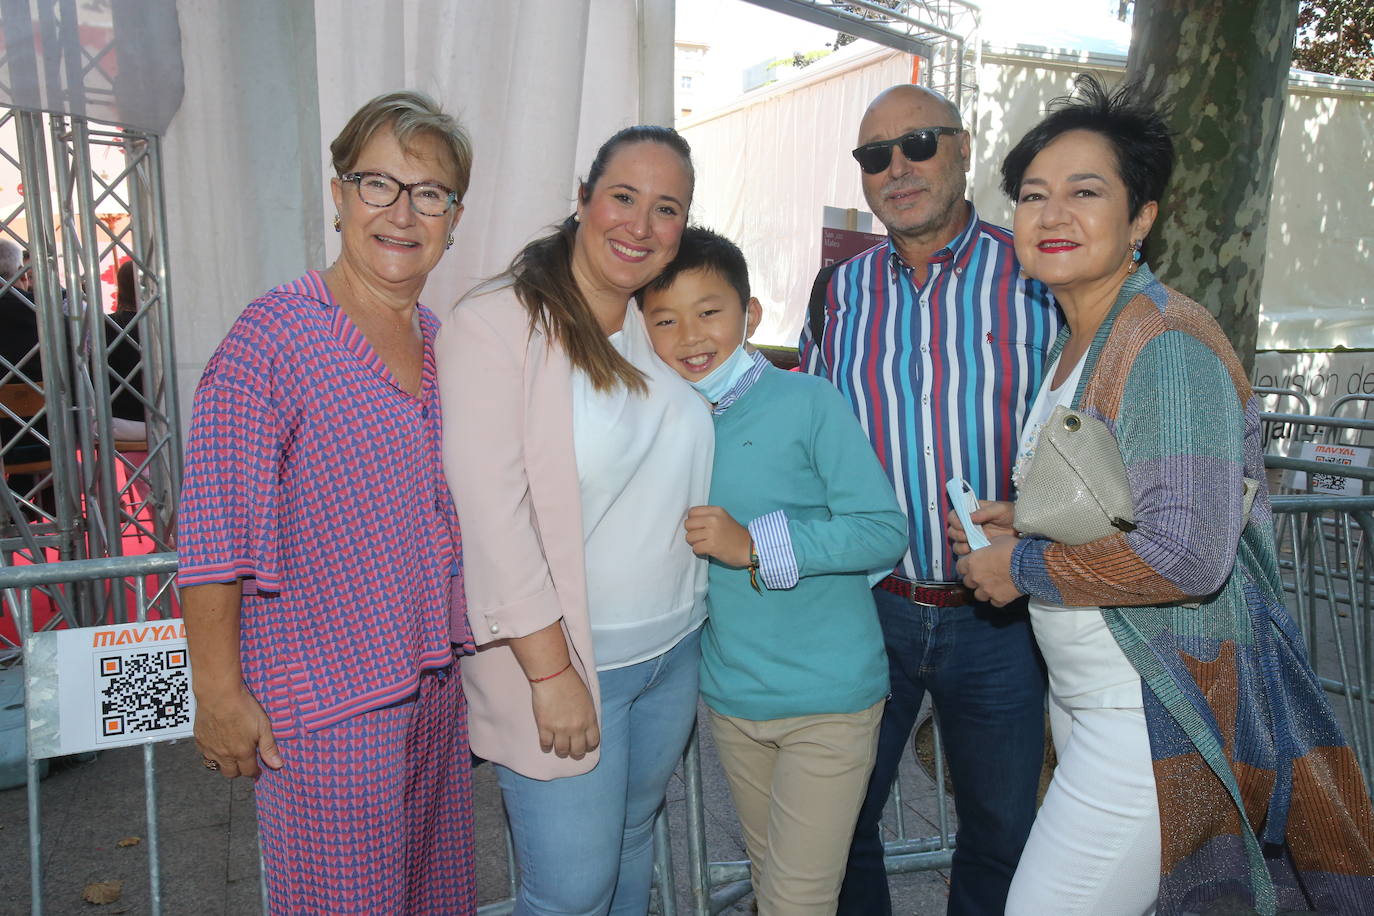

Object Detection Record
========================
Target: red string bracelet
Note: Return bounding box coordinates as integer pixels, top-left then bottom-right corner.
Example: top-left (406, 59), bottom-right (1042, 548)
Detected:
top-left (528, 660), bottom-right (573, 684)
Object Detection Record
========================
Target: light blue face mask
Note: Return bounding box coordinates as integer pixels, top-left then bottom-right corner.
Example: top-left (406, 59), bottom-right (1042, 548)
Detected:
top-left (689, 331), bottom-right (753, 404)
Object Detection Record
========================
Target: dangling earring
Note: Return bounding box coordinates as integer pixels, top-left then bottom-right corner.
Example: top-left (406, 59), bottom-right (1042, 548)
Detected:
top-left (446, 234), bottom-right (454, 250)
top-left (1126, 239), bottom-right (1141, 274)
top-left (333, 214), bottom-right (341, 232)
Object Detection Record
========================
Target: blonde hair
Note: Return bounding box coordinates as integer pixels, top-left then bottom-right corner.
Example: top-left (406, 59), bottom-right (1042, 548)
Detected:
top-left (330, 90), bottom-right (474, 201)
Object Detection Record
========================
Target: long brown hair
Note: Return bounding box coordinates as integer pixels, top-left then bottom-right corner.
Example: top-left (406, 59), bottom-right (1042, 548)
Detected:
top-left (508, 126), bottom-right (694, 395)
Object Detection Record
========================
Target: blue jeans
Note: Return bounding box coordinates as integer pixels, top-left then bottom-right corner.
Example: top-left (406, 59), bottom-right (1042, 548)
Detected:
top-left (837, 590), bottom-right (1046, 916)
top-left (496, 628), bottom-right (702, 916)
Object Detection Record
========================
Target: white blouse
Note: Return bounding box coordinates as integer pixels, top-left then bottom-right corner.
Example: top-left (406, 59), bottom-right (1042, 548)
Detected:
top-left (1016, 353), bottom-right (1142, 710)
top-left (571, 304), bottom-right (714, 671)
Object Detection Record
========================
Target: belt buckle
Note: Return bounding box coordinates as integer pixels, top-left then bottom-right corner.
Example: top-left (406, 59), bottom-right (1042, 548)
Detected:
top-left (910, 581), bottom-right (962, 608)
top-left (907, 587), bottom-right (942, 608)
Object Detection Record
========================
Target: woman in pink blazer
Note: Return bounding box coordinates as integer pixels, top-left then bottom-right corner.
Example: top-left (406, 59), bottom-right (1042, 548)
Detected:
top-left (439, 126), bottom-right (713, 916)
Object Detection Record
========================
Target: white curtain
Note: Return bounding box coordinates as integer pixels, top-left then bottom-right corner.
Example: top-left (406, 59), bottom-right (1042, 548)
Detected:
top-left (315, 0), bottom-right (642, 301)
top-left (161, 0), bottom-right (325, 407)
top-left (165, 0), bottom-right (646, 418)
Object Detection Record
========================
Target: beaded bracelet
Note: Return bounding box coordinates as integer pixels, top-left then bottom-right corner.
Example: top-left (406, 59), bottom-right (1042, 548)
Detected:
top-left (528, 660), bottom-right (573, 684)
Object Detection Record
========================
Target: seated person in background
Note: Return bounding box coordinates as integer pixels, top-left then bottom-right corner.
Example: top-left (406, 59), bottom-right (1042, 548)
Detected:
top-left (640, 227), bottom-right (907, 915)
top-left (108, 260), bottom-right (147, 443)
top-left (0, 239), bottom-right (47, 471)
top-left (107, 260), bottom-right (151, 506)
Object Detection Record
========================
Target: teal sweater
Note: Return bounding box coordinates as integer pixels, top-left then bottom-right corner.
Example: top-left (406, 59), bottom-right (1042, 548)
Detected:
top-left (700, 362), bottom-right (907, 721)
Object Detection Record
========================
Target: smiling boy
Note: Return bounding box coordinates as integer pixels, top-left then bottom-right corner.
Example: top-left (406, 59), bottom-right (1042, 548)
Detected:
top-left (639, 227), bottom-right (907, 914)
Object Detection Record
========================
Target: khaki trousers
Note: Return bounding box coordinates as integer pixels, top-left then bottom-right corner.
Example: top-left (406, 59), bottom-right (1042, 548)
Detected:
top-left (708, 699), bottom-right (884, 916)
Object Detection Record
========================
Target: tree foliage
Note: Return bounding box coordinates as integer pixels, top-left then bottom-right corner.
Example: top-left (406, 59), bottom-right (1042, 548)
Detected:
top-left (1294, 0), bottom-right (1374, 78)
top-left (831, 0), bottom-right (902, 50)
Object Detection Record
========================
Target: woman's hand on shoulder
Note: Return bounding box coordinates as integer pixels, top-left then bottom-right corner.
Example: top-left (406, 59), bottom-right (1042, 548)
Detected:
top-left (947, 500), bottom-right (1016, 556)
top-left (954, 534), bottom-right (1024, 607)
top-left (530, 669), bottom-right (601, 759)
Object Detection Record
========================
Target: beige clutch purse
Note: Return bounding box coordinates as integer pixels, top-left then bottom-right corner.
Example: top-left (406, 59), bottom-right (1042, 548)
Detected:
top-left (1013, 405), bottom-right (1135, 546)
top-left (1014, 405), bottom-right (1260, 547)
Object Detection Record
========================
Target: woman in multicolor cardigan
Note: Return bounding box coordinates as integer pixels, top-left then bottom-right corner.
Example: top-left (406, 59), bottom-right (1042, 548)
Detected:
top-left (951, 74), bottom-right (1374, 916)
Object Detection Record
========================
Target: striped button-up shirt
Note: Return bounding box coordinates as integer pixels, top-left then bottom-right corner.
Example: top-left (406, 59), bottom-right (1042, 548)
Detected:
top-left (800, 205), bottom-right (1060, 582)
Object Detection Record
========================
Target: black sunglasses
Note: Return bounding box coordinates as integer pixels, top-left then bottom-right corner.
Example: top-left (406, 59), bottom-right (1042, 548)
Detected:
top-left (851, 127), bottom-right (963, 174)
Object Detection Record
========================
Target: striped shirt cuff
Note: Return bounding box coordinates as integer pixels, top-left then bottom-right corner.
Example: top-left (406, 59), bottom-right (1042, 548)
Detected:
top-left (748, 510), bottom-right (798, 590)
top-left (1009, 536), bottom-right (1062, 604)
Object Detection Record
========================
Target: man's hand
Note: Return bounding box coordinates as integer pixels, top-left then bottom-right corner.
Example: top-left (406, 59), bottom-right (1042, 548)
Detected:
top-left (193, 684), bottom-right (283, 779)
top-left (684, 506), bottom-right (753, 567)
top-left (530, 669), bottom-right (601, 759)
top-left (955, 534), bottom-right (1024, 607)
top-left (947, 500), bottom-right (1017, 556)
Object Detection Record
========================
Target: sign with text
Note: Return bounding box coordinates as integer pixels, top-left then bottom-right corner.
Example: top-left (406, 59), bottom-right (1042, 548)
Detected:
top-left (1251, 350), bottom-right (1374, 456)
top-left (820, 227), bottom-right (887, 267)
top-left (1292, 442), bottom-right (1372, 496)
top-left (820, 205), bottom-right (885, 268)
top-left (25, 618), bottom-right (194, 759)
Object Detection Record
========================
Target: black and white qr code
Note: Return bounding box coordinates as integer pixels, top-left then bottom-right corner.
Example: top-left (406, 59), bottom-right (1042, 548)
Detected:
top-left (96, 649), bottom-right (192, 741)
top-left (1310, 472), bottom-right (1347, 492)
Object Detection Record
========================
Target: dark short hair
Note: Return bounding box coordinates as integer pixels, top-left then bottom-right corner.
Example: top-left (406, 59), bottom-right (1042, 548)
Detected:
top-left (642, 226), bottom-right (750, 308)
top-left (1000, 74), bottom-right (1174, 220)
top-left (579, 124), bottom-right (695, 207)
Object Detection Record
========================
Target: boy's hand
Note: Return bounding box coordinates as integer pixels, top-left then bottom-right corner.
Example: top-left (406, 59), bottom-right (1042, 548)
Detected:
top-left (684, 506), bottom-right (753, 567)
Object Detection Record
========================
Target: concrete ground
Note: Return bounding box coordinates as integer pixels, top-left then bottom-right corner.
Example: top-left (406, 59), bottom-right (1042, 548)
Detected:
top-left (0, 702), bottom-right (954, 916)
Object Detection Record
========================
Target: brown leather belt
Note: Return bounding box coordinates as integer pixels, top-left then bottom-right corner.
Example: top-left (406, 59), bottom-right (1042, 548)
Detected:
top-left (877, 576), bottom-right (974, 608)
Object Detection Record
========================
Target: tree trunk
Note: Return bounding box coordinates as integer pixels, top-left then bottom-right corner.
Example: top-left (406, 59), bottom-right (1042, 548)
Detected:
top-left (1126, 0), bottom-right (1298, 369)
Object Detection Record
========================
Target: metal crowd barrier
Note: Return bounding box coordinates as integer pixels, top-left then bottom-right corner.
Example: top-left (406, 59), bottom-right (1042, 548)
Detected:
top-left (7, 484), bottom-right (1374, 913)
top-left (6, 552), bottom-right (181, 916)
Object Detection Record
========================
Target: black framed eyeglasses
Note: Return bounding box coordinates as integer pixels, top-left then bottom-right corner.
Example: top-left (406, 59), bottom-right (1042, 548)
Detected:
top-left (851, 127), bottom-right (964, 174)
top-left (340, 171), bottom-right (459, 217)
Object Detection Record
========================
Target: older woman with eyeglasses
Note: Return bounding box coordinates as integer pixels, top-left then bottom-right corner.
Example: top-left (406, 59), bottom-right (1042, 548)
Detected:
top-left (178, 91), bottom-right (477, 915)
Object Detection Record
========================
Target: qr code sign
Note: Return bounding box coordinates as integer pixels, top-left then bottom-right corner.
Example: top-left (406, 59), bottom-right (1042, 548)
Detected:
top-left (96, 649), bottom-right (192, 741)
top-left (1310, 472), bottom-right (1347, 493)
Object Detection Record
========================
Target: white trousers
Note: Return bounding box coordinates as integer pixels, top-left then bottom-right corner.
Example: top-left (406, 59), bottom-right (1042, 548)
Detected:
top-left (1005, 696), bottom-right (1160, 916)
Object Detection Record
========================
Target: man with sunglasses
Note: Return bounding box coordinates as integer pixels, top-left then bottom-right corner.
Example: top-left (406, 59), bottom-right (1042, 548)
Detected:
top-left (800, 84), bottom-right (1060, 916)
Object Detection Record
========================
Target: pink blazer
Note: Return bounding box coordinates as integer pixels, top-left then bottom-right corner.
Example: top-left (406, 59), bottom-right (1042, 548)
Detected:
top-left (437, 281), bottom-right (601, 780)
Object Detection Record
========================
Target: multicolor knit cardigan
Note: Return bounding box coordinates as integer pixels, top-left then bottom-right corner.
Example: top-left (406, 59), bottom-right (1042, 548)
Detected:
top-left (1010, 267), bottom-right (1374, 914)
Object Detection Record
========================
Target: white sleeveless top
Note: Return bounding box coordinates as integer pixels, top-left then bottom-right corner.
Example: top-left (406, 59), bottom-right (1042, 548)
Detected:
top-left (1016, 352), bottom-right (1142, 709)
top-left (571, 304), bottom-right (713, 670)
